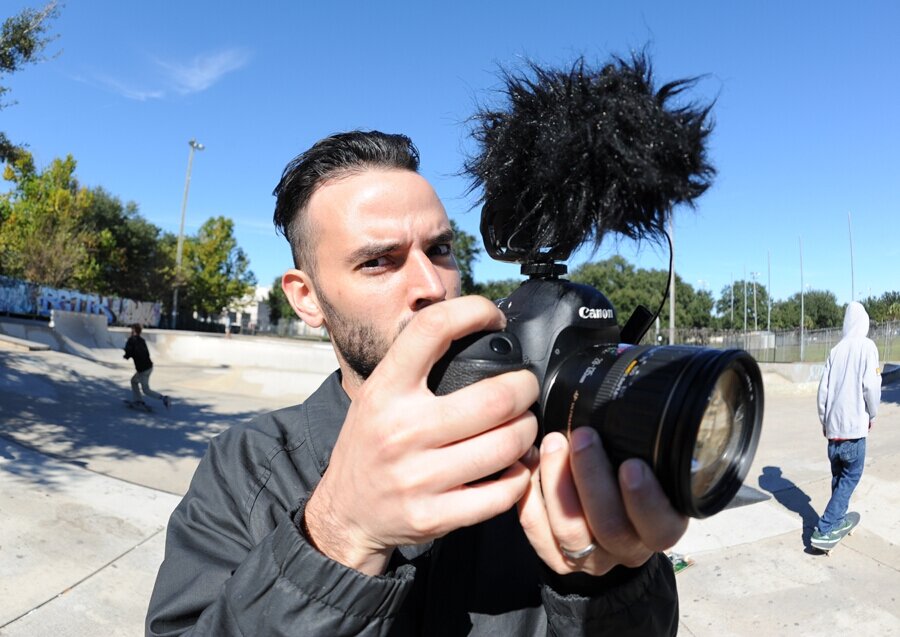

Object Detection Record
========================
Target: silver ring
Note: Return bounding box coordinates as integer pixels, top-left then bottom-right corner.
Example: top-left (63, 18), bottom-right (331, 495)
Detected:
top-left (560, 542), bottom-right (597, 560)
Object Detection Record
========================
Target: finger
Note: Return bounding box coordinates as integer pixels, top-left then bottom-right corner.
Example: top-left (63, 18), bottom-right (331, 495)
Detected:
top-left (618, 459), bottom-right (688, 551)
top-left (432, 458), bottom-right (533, 532)
top-left (568, 427), bottom-right (649, 567)
top-left (516, 446), bottom-right (559, 556)
top-left (538, 432), bottom-right (596, 557)
top-left (374, 296), bottom-right (506, 389)
top-left (420, 410), bottom-right (538, 490)
top-left (424, 369), bottom-right (539, 446)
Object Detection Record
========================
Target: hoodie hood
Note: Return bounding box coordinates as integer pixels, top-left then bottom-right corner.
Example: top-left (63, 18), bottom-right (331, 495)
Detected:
top-left (842, 301), bottom-right (870, 339)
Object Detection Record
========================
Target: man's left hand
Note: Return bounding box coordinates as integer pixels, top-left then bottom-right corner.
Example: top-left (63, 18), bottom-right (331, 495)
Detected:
top-left (518, 426), bottom-right (688, 575)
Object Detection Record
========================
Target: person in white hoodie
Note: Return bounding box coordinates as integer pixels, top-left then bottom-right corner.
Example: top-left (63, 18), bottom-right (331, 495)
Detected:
top-left (812, 301), bottom-right (881, 546)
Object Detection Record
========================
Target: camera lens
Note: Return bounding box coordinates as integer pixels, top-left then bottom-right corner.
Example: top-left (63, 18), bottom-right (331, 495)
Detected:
top-left (543, 345), bottom-right (763, 518)
top-left (691, 368), bottom-right (746, 501)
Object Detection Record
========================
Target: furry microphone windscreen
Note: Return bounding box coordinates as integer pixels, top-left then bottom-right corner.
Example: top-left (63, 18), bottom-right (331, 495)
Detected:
top-left (465, 53), bottom-right (716, 263)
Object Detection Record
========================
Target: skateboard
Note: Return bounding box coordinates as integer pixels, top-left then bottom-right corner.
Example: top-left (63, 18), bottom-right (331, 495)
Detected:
top-left (123, 399), bottom-right (153, 413)
top-left (667, 552), bottom-right (695, 574)
top-left (811, 512), bottom-right (860, 555)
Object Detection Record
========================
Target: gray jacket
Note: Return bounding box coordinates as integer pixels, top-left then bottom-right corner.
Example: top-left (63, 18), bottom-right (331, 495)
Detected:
top-left (817, 302), bottom-right (881, 439)
top-left (146, 371), bottom-right (678, 636)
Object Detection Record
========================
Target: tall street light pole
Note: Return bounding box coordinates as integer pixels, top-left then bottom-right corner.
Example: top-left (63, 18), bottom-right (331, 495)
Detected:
top-left (799, 237), bottom-right (805, 362)
top-left (171, 139), bottom-right (205, 328)
top-left (751, 271), bottom-right (760, 331)
top-left (767, 251), bottom-right (772, 333)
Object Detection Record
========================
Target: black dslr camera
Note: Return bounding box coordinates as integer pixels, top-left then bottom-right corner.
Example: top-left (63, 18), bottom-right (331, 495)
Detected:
top-left (428, 55), bottom-right (764, 518)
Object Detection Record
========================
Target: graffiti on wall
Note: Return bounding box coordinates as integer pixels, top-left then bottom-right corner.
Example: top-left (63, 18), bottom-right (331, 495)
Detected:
top-left (0, 276), bottom-right (162, 327)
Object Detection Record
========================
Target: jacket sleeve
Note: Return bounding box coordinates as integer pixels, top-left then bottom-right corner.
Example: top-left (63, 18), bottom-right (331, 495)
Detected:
top-left (145, 435), bottom-right (416, 636)
top-left (817, 357), bottom-right (832, 426)
top-left (862, 343), bottom-right (881, 420)
top-left (540, 552), bottom-right (678, 636)
top-left (124, 337), bottom-right (134, 360)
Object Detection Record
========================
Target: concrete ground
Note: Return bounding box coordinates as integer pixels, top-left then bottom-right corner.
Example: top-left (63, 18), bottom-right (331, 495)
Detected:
top-left (1, 324), bottom-right (898, 636)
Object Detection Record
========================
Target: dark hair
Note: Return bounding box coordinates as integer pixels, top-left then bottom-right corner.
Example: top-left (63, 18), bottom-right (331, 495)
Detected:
top-left (272, 130), bottom-right (421, 272)
top-left (131, 323), bottom-right (143, 335)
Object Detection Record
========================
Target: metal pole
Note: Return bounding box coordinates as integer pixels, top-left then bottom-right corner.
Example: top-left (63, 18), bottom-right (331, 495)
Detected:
top-left (743, 265), bottom-right (748, 348)
top-left (751, 271), bottom-right (759, 331)
top-left (767, 251), bottom-right (772, 332)
top-left (171, 139), bottom-right (204, 328)
top-left (767, 251), bottom-right (772, 362)
top-left (800, 237), bottom-right (805, 362)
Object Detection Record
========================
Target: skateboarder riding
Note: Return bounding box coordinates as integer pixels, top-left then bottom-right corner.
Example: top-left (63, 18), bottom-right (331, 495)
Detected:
top-left (811, 301), bottom-right (881, 549)
top-left (124, 323), bottom-right (171, 411)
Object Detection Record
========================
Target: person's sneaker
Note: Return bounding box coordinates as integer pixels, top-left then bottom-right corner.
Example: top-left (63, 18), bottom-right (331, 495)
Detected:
top-left (811, 517), bottom-right (853, 546)
top-left (163, 395), bottom-right (171, 410)
top-left (834, 516), bottom-right (853, 534)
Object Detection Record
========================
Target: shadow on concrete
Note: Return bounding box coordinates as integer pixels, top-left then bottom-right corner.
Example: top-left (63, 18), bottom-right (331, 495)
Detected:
top-left (758, 465), bottom-right (820, 551)
top-left (0, 351), bottom-right (264, 492)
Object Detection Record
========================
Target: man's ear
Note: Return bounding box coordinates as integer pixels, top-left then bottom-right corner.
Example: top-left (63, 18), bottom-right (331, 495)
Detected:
top-left (282, 269), bottom-right (325, 328)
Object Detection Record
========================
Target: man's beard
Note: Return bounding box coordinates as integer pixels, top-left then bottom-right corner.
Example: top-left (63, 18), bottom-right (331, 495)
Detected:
top-left (317, 288), bottom-right (407, 382)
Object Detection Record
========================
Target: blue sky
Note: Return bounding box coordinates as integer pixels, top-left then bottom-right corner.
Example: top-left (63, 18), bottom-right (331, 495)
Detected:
top-left (3, 1), bottom-right (898, 307)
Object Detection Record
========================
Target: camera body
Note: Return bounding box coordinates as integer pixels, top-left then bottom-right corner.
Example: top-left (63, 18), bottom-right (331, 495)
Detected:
top-left (429, 275), bottom-right (619, 429)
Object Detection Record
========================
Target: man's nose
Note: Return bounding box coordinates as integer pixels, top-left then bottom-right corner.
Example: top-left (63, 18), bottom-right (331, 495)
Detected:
top-left (407, 252), bottom-right (448, 311)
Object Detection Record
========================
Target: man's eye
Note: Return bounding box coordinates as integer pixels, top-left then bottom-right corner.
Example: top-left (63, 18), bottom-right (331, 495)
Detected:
top-left (429, 244), bottom-right (453, 258)
top-left (361, 256), bottom-right (390, 269)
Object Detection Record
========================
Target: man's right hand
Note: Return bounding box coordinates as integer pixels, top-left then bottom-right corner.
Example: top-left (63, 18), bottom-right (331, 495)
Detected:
top-left (303, 296), bottom-right (539, 575)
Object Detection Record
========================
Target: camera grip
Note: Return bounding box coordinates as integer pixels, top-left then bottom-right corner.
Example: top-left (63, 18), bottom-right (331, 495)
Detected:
top-left (428, 331), bottom-right (526, 396)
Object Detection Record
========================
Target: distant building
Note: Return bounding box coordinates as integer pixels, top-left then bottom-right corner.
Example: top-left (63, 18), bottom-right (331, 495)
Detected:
top-left (218, 286), bottom-right (327, 339)
top-left (218, 286), bottom-right (271, 335)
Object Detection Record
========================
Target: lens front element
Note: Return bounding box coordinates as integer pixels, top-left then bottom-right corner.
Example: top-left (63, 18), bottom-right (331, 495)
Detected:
top-left (691, 368), bottom-right (746, 501)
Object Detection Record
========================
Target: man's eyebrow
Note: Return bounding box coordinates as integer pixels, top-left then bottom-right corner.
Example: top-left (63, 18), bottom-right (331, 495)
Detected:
top-left (345, 228), bottom-right (455, 266)
top-left (430, 228), bottom-right (455, 246)
top-left (345, 241), bottom-right (401, 266)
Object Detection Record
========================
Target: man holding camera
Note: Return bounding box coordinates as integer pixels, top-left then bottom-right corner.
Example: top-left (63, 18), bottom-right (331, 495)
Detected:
top-left (146, 131), bottom-right (687, 636)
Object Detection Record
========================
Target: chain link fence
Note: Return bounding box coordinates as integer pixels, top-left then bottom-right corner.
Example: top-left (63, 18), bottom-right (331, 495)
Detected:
top-left (656, 321), bottom-right (899, 363)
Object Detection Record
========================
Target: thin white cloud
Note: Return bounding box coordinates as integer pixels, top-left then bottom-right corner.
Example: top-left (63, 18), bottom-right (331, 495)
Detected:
top-left (154, 48), bottom-right (251, 95)
top-left (71, 72), bottom-right (166, 101)
top-left (75, 47), bottom-right (250, 101)
top-left (93, 74), bottom-right (166, 101)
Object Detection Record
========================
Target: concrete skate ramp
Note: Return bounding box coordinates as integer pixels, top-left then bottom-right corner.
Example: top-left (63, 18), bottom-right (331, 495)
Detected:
top-left (49, 310), bottom-right (130, 363)
top-left (145, 331), bottom-right (338, 399)
top-left (1, 313), bottom-right (339, 399)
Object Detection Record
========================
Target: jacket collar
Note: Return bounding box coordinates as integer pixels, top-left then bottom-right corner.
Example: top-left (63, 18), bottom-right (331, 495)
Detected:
top-left (302, 370), bottom-right (351, 476)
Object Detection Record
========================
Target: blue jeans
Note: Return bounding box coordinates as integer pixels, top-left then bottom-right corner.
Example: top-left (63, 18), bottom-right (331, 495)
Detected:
top-left (817, 438), bottom-right (866, 534)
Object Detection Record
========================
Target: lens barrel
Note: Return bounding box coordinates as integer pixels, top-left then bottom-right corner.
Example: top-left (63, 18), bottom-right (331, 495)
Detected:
top-left (544, 345), bottom-right (763, 518)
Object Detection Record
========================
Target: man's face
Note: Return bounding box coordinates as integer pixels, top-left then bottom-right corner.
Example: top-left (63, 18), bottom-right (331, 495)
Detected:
top-left (303, 168), bottom-right (461, 382)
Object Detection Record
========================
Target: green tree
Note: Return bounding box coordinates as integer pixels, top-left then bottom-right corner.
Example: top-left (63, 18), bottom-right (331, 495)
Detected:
top-left (1, 2), bottom-right (60, 162)
top-left (715, 280), bottom-right (771, 331)
top-left (267, 275), bottom-right (294, 324)
top-left (0, 151), bottom-right (96, 287)
top-left (449, 219), bottom-right (481, 295)
top-left (79, 187), bottom-right (174, 301)
top-left (861, 291), bottom-right (900, 322)
top-left (179, 216), bottom-right (257, 320)
top-left (771, 290), bottom-right (842, 330)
